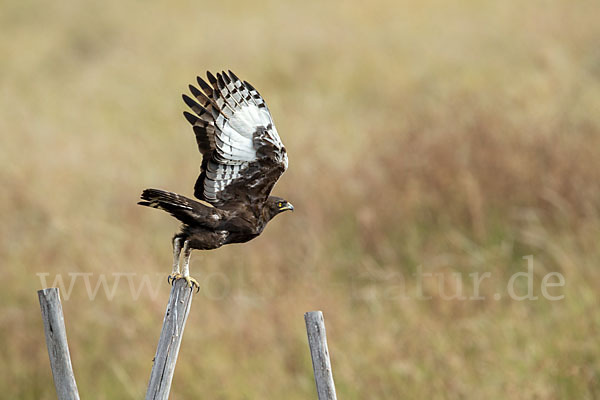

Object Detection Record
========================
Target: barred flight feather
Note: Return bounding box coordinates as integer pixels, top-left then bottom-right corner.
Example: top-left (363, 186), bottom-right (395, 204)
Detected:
top-left (184, 70), bottom-right (288, 207)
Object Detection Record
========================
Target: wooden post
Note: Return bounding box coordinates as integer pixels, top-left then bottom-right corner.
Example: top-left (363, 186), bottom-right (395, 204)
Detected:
top-left (145, 279), bottom-right (195, 400)
top-left (304, 311), bottom-right (338, 400)
top-left (38, 288), bottom-right (81, 400)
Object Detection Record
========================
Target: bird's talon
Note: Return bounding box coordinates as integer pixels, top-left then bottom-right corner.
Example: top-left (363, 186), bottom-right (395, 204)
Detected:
top-left (168, 273), bottom-right (183, 285)
top-left (167, 274), bottom-right (199, 291)
top-left (183, 276), bottom-right (200, 292)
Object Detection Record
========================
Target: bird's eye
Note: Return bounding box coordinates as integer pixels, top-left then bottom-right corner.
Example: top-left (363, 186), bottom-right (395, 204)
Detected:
top-left (277, 202), bottom-right (283, 208)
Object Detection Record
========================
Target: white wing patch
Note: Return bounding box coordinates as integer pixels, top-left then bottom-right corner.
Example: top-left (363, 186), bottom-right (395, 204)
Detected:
top-left (203, 104), bottom-right (284, 201)
top-left (212, 104), bottom-right (270, 165)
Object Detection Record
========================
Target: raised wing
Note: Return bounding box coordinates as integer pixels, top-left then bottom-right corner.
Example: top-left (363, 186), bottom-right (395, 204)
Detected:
top-left (183, 71), bottom-right (288, 208)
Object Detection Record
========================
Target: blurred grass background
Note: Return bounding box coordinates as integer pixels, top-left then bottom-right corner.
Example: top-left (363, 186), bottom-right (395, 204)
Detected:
top-left (2, 0), bottom-right (600, 398)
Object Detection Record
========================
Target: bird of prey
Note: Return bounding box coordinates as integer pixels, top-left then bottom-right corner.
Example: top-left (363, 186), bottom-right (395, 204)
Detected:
top-left (138, 71), bottom-right (293, 289)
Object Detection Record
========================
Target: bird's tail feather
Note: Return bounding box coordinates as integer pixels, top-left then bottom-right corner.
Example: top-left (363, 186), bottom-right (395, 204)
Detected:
top-left (138, 189), bottom-right (195, 212)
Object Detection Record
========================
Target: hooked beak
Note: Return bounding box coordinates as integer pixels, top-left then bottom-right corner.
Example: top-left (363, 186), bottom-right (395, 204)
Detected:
top-left (280, 202), bottom-right (294, 212)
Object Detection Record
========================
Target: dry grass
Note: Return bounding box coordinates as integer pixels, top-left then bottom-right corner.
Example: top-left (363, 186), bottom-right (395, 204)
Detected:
top-left (2, 0), bottom-right (600, 398)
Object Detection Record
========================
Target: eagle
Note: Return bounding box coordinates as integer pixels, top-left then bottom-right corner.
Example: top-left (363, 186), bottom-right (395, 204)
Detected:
top-left (138, 71), bottom-right (293, 289)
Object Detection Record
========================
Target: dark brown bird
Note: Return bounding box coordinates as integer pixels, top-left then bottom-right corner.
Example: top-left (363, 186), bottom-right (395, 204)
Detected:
top-left (138, 71), bottom-right (293, 289)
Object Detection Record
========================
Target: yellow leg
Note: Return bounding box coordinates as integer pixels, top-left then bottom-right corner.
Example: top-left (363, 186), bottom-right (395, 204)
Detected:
top-left (178, 240), bottom-right (200, 292)
top-left (168, 237), bottom-right (183, 285)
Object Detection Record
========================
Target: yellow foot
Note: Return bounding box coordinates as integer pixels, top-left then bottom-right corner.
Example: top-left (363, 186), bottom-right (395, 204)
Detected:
top-left (183, 276), bottom-right (200, 293)
top-left (167, 273), bottom-right (183, 285)
top-left (168, 273), bottom-right (200, 293)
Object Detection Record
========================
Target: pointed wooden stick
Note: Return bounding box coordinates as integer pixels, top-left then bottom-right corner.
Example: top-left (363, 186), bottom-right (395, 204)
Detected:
top-left (305, 311), bottom-right (338, 400)
top-left (38, 288), bottom-right (81, 400)
top-left (145, 279), bottom-right (195, 400)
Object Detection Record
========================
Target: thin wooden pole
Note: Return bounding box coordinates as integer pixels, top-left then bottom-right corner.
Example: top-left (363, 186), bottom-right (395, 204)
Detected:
top-left (38, 288), bottom-right (81, 400)
top-left (145, 279), bottom-right (195, 400)
top-left (304, 311), bottom-right (338, 400)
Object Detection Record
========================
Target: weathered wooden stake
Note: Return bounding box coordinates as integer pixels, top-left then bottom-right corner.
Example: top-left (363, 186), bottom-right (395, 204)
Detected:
top-left (305, 311), bottom-right (338, 400)
top-left (145, 279), bottom-right (195, 400)
top-left (38, 288), bottom-right (81, 400)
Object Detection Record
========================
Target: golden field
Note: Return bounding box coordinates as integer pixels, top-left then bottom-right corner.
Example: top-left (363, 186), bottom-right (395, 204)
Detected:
top-left (1, 0), bottom-right (600, 398)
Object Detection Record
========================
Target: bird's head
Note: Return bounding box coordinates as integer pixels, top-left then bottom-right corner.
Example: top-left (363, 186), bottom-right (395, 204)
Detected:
top-left (266, 196), bottom-right (294, 220)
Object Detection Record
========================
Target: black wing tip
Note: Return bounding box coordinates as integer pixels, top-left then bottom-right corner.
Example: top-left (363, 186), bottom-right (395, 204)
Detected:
top-left (244, 80), bottom-right (257, 92)
top-left (197, 70), bottom-right (239, 91)
top-left (206, 71), bottom-right (217, 84)
top-left (183, 111), bottom-right (198, 125)
top-left (196, 76), bottom-right (212, 91)
top-left (182, 94), bottom-right (194, 107)
top-left (228, 70), bottom-right (238, 80)
top-left (182, 94), bottom-right (202, 110)
top-left (222, 71), bottom-right (231, 83)
top-left (216, 73), bottom-right (226, 89)
top-left (189, 84), bottom-right (201, 96)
